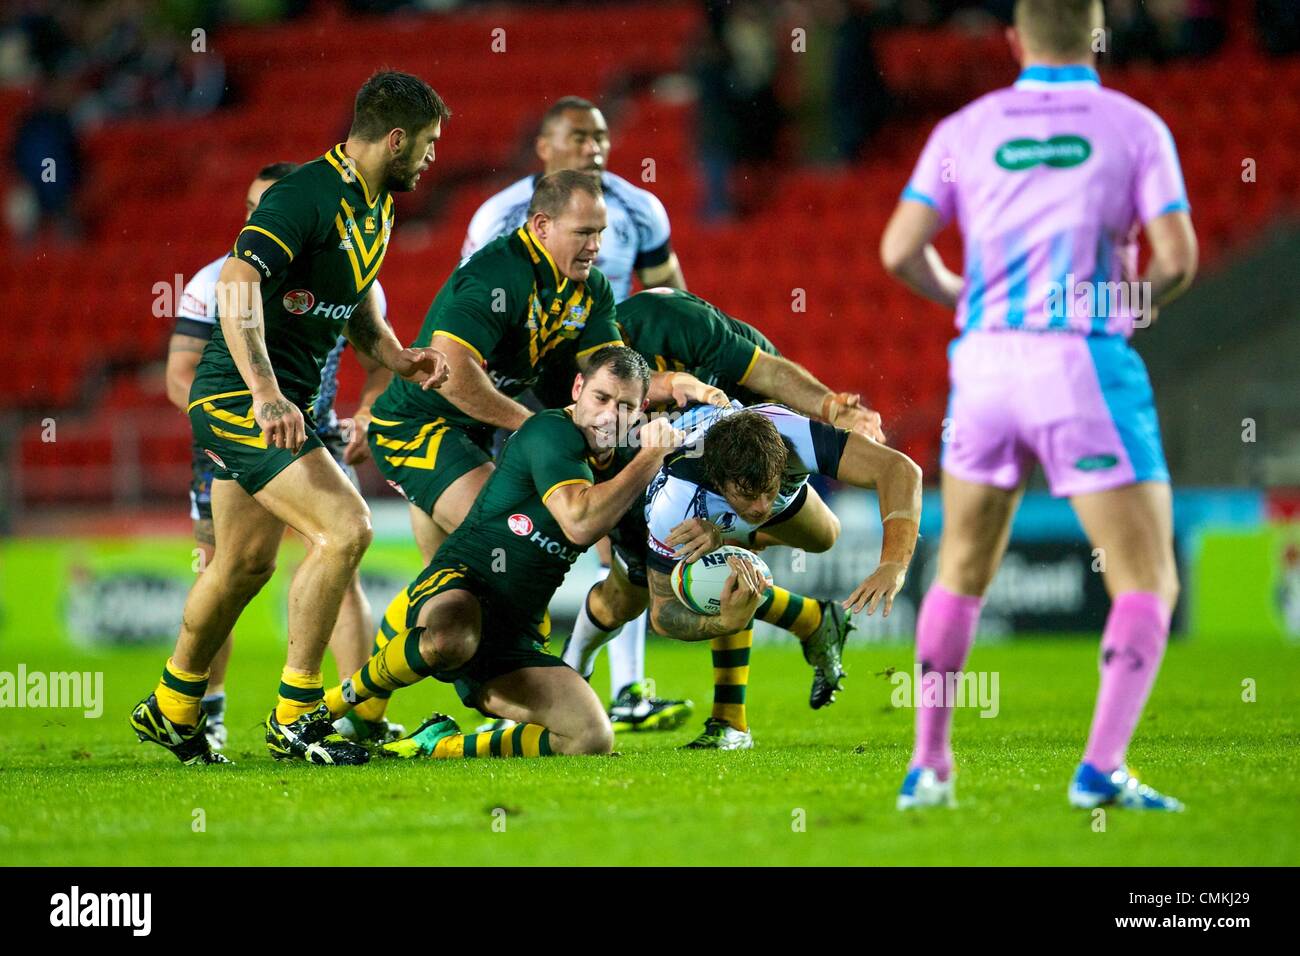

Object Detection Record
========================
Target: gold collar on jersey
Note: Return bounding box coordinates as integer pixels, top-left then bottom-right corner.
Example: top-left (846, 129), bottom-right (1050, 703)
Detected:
top-left (515, 226), bottom-right (594, 367)
top-left (325, 144), bottom-right (380, 208)
top-left (323, 146), bottom-right (393, 292)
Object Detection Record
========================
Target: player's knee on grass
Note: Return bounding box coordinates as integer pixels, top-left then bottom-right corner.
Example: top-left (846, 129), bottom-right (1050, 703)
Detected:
top-left (555, 715), bottom-right (615, 756)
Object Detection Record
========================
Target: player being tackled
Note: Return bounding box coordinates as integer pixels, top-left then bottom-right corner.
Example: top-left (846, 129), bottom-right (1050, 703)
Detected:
top-left (643, 404), bottom-right (923, 748)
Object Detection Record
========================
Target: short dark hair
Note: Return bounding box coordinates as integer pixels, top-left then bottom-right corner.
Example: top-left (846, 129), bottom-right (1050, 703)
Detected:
top-left (528, 168), bottom-right (603, 219)
top-left (350, 70), bottom-right (451, 142)
top-left (702, 411), bottom-right (788, 497)
top-left (256, 161), bottom-right (297, 182)
top-left (539, 95), bottom-right (600, 135)
top-left (581, 345), bottom-right (650, 398)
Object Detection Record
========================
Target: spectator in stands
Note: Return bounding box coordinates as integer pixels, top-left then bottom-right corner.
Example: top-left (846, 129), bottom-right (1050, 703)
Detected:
top-left (829, 0), bottom-right (894, 161)
top-left (1257, 0), bottom-right (1300, 55)
top-left (694, 0), bottom-right (783, 218)
top-left (9, 74), bottom-right (82, 240)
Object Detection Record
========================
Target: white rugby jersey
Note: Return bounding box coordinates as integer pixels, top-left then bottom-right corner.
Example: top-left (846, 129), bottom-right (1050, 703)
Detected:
top-left (173, 254), bottom-right (386, 434)
top-left (461, 171), bottom-right (673, 302)
top-left (643, 402), bottom-right (848, 574)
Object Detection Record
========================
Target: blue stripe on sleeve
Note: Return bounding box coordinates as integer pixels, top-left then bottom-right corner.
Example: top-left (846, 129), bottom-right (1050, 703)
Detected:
top-left (901, 185), bottom-right (938, 209)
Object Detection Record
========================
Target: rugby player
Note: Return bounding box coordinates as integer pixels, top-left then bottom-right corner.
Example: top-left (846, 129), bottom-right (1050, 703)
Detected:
top-left (359, 171), bottom-right (723, 732)
top-left (561, 287), bottom-right (888, 713)
top-left (462, 95), bottom-right (684, 296)
top-left (164, 162), bottom-right (401, 749)
top-left (880, 0), bottom-right (1196, 809)
top-left (323, 347), bottom-right (687, 758)
top-left (643, 405), bottom-right (923, 749)
top-left (461, 96), bottom-right (689, 728)
top-left (130, 70), bottom-right (452, 766)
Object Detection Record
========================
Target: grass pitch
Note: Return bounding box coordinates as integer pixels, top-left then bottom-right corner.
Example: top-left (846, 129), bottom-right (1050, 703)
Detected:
top-left (1, 633), bottom-right (1297, 866)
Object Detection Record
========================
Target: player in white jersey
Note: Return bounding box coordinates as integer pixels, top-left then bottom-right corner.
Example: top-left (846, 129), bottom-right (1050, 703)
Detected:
top-left (462, 96), bottom-right (685, 296)
top-left (463, 96), bottom-right (690, 731)
top-left (164, 162), bottom-right (401, 748)
top-left (880, 0), bottom-right (1198, 810)
top-left (642, 403), bottom-right (923, 748)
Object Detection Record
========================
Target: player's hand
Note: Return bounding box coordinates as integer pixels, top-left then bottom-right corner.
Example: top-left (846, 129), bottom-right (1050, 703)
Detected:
top-left (671, 372), bottom-right (729, 409)
top-left (637, 416), bottom-right (684, 457)
top-left (843, 560), bottom-right (908, 617)
top-left (667, 518), bottom-right (723, 563)
top-left (718, 555), bottom-right (766, 631)
top-left (824, 392), bottom-right (886, 443)
top-left (341, 409), bottom-right (372, 466)
top-left (396, 347), bottom-right (451, 390)
top-left (255, 392), bottom-right (307, 455)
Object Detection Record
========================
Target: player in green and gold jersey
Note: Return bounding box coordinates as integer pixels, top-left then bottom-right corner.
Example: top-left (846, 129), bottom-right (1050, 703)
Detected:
top-left (323, 346), bottom-right (688, 758)
top-left (130, 71), bottom-right (452, 766)
top-left (368, 170), bottom-right (724, 566)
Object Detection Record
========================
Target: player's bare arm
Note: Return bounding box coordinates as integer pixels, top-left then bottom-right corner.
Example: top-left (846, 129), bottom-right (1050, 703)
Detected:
top-left (215, 256), bottom-right (306, 454)
top-left (1140, 209), bottom-right (1198, 323)
top-left (647, 556), bottom-right (765, 642)
top-left (344, 288), bottom-right (450, 391)
top-left (544, 417), bottom-right (682, 546)
top-left (743, 352), bottom-right (886, 442)
top-left (880, 199), bottom-right (964, 308)
top-left (637, 253), bottom-right (686, 291)
top-left (833, 434), bottom-right (923, 616)
top-left (165, 334), bottom-right (207, 411)
top-left (647, 370), bottom-right (729, 409)
top-left (427, 334), bottom-right (534, 431)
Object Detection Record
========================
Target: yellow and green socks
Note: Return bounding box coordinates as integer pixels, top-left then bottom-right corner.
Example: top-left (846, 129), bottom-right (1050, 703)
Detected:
top-left (276, 668), bottom-right (324, 725)
top-left (711, 627), bottom-right (753, 732)
top-left (154, 658), bottom-right (209, 727)
top-left (756, 586), bottom-right (823, 642)
top-left (324, 625), bottom-right (435, 720)
top-left (433, 723), bottom-right (553, 758)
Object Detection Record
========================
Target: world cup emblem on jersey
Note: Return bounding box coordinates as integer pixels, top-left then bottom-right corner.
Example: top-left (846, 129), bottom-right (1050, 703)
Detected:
top-left (282, 289), bottom-right (315, 315)
top-left (508, 513), bottom-right (534, 536)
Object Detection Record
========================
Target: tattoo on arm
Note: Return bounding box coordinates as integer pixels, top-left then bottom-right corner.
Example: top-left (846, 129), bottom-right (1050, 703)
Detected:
top-left (345, 294), bottom-right (383, 359)
top-left (241, 323), bottom-right (276, 382)
top-left (649, 571), bottom-right (736, 641)
top-left (260, 397), bottom-right (294, 422)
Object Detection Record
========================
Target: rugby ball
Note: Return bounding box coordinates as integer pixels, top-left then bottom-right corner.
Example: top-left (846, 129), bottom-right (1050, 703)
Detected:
top-left (670, 545), bottom-right (773, 616)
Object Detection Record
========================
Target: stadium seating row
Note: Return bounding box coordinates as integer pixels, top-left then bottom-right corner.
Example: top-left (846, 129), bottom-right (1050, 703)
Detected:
top-left (6, 2), bottom-right (1297, 504)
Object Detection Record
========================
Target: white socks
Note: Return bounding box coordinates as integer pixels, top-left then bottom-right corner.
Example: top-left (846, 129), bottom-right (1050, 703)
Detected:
top-left (608, 612), bottom-right (648, 698)
top-left (563, 569), bottom-right (621, 678)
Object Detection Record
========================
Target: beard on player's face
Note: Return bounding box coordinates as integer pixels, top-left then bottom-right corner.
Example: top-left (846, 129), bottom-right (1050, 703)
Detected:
top-left (384, 131), bottom-right (433, 192)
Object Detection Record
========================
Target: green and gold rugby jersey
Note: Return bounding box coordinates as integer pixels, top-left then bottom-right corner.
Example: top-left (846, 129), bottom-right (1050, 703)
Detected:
top-left (614, 288), bottom-right (779, 405)
top-left (191, 144), bottom-right (394, 410)
top-left (436, 408), bottom-right (633, 628)
top-left (372, 226), bottom-right (621, 429)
